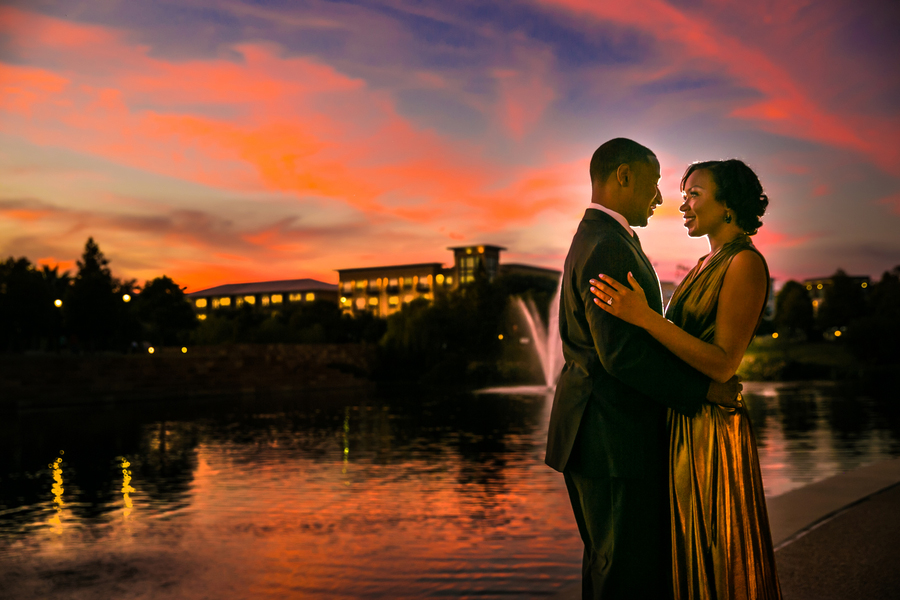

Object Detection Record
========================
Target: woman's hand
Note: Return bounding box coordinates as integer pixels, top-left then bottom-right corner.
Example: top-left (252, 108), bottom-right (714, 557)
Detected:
top-left (589, 272), bottom-right (655, 328)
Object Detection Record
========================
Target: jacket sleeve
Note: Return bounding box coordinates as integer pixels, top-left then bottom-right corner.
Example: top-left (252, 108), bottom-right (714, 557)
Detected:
top-left (581, 239), bottom-right (708, 417)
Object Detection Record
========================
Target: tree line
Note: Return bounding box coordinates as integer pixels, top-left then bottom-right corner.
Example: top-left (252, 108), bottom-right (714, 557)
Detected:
top-left (4, 237), bottom-right (896, 371)
top-left (774, 266), bottom-right (900, 362)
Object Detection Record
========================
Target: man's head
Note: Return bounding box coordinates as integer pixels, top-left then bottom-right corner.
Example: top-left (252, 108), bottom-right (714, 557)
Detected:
top-left (589, 138), bottom-right (661, 227)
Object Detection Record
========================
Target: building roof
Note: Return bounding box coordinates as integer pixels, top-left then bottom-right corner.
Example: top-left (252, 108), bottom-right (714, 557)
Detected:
top-left (499, 263), bottom-right (562, 276)
top-left (188, 278), bottom-right (337, 297)
top-left (336, 262), bottom-right (444, 274)
top-left (447, 244), bottom-right (507, 252)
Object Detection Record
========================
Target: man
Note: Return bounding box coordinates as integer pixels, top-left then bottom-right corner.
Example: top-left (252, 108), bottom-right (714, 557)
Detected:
top-left (545, 138), bottom-right (742, 599)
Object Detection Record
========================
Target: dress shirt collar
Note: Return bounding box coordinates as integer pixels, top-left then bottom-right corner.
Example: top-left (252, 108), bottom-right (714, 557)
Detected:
top-left (587, 202), bottom-right (635, 237)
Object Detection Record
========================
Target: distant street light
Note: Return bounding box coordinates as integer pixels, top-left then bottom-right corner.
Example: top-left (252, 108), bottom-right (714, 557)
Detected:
top-left (148, 347), bottom-right (155, 354)
top-left (181, 347), bottom-right (187, 354)
top-left (122, 294), bottom-right (131, 302)
top-left (54, 299), bottom-right (63, 308)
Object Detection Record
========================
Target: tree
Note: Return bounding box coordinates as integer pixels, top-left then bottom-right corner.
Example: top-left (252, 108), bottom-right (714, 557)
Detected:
top-left (847, 266), bottom-right (900, 363)
top-left (774, 280), bottom-right (813, 337)
top-left (134, 276), bottom-right (198, 346)
top-left (0, 257), bottom-right (67, 351)
top-left (64, 237), bottom-right (120, 350)
top-left (816, 269), bottom-right (866, 330)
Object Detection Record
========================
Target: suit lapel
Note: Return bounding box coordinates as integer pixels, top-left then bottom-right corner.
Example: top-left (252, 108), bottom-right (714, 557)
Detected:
top-left (582, 209), bottom-right (662, 313)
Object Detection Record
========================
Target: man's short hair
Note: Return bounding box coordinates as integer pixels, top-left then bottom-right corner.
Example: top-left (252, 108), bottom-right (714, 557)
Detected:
top-left (589, 138), bottom-right (655, 185)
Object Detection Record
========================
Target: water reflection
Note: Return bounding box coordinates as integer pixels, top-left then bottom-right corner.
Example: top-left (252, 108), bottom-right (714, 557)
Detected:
top-left (49, 453), bottom-right (64, 533)
top-left (0, 381), bottom-right (898, 598)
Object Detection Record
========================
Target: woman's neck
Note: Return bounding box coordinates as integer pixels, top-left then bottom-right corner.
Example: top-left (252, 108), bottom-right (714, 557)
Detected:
top-left (707, 227), bottom-right (745, 254)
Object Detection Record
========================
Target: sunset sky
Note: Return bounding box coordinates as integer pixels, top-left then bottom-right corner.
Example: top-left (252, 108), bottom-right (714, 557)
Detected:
top-left (2, 0), bottom-right (898, 292)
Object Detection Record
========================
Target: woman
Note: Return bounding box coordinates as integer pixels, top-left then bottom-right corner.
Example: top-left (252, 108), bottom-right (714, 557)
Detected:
top-left (588, 159), bottom-right (782, 599)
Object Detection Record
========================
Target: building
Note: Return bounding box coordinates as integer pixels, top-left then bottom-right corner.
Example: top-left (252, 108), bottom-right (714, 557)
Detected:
top-left (337, 244), bottom-right (560, 317)
top-left (187, 279), bottom-right (338, 320)
top-left (336, 263), bottom-right (449, 318)
top-left (802, 275), bottom-right (870, 318)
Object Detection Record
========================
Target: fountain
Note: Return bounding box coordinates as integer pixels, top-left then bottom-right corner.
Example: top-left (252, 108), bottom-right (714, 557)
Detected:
top-left (477, 282), bottom-right (564, 395)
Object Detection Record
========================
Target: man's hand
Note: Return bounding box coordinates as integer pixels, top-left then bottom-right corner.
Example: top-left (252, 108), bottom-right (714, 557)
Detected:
top-left (706, 375), bottom-right (743, 409)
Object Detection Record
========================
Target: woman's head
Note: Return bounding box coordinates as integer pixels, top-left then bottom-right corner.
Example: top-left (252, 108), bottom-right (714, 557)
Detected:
top-left (679, 159), bottom-right (768, 236)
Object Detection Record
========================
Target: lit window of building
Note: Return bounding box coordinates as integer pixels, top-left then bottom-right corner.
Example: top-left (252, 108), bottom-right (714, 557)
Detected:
top-left (368, 297), bottom-right (378, 306)
top-left (289, 293), bottom-right (303, 302)
top-left (356, 297), bottom-right (366, 309)
top-left (356, 280), bottom-right (367, 290)
top-left (343, 281), bottom-right (353, 293)
top-left (196, 298), bottom-right (207, 308)
top-left (271, 294), bottom-right (282, 304)
top-left (389, 296), bottom-right (399, 305)
top-left (198, 314), bottom-right (207, 320)
top-left (436, 274), bottom-right (444, 285)
top-left (219, 297), bottom-right (231, 307)
top-left (261, 296), bottom-right (270, 306)
top-left (244, 295), bottom-right (256, 305)
top-left (305, 293), bottom-right (315, 301)
top-left (404, 294), bottom-right (414, 303)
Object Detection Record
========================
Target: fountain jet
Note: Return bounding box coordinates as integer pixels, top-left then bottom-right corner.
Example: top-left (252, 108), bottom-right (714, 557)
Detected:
top-left (514, 289), bottom-right (563, 389)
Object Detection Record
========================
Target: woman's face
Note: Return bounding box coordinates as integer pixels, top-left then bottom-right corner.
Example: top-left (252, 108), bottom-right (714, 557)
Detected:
top-left (680, 169), bottom-right (727, 238)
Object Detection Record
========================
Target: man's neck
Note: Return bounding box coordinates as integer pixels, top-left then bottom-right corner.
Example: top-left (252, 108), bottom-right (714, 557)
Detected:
top-left (587, 201), bottom-right (633, 235)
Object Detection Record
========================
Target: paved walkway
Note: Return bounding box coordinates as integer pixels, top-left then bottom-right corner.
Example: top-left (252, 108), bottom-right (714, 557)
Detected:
top-left (551, 457), bottom-right (900, 599)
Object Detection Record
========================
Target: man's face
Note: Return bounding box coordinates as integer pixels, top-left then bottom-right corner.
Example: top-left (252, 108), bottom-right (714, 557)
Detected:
top-left (627, 155), bottom-right (662, 227)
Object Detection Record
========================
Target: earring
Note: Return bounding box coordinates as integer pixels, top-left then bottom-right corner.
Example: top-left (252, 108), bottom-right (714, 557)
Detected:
top-left (724, 212), bottom-right (733, 224)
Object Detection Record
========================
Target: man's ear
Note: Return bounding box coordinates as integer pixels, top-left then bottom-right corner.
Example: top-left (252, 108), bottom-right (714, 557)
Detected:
top-left (616, 163), bottom-right (631, 188)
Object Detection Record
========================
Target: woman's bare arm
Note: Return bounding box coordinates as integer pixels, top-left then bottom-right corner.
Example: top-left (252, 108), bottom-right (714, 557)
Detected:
top-left (590, 250), bottom-right (767, 382)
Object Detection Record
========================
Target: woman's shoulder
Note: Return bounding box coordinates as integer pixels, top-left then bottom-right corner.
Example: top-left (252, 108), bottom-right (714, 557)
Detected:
top-left (724, 248), bottom-right (768, 287)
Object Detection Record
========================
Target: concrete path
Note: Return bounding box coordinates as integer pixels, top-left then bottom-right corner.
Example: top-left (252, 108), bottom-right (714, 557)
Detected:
top-left (550, 457), bottom-right (900, 599)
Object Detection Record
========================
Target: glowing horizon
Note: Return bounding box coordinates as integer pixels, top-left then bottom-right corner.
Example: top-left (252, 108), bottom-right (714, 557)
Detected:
top-left (2, 1), bottom-right (898, 292)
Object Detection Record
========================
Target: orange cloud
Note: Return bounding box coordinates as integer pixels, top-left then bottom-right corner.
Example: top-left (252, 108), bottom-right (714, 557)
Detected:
top-left (0, 7), bottom-right (575, 239)
top-left (536, 0), bottom-right (898, 173)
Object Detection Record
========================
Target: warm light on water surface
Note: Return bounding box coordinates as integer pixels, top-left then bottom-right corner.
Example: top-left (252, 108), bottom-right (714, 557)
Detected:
top-left (1, 381), bottom-right (897, 598)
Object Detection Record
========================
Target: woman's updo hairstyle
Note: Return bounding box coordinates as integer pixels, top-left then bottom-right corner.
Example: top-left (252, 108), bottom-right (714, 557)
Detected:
top-left (680, 159), bottom-right (768, 235)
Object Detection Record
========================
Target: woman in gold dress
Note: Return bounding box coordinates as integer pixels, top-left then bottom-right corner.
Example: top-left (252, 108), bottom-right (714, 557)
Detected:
top-left (588, 159), bottom-right (782, 599)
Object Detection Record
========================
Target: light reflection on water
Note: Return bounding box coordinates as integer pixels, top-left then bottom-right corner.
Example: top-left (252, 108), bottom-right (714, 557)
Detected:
top-left (0, 380), bottom-right (897, 598)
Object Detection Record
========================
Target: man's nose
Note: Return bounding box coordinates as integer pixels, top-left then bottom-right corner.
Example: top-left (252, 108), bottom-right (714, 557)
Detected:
top-left (654, 186), bottom-right (662, 205)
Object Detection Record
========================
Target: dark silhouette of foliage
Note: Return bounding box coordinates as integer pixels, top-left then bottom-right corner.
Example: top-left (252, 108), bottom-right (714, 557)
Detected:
top-left (816, 269), bottom-right (866, 330)
top-left (134, 276), bottom-right (198, 346)
top-left (847, 266), bottom-right (900, 363)
top-left (774, 280), bottom-right (813, 337)
top-left (64, 237), bottom-right (121, 350)
top-left (0, 258), bottom-right (68, 351)
top-left (191, 300), bottom-right (384, 345)
top-left (378, 271), bottom-right (548, 383)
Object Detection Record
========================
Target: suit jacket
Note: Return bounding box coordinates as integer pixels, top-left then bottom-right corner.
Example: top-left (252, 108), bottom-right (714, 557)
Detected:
top-left (546, 209), bottom-right (709, 479)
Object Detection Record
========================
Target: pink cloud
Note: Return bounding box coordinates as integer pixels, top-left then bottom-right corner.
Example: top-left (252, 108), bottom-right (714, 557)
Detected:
top-left (537, 0), bottom-right (899, 174)
top-left (0, 6), bottom-right (579, 242)
top-left (878, 193), bottom-right (900, 215)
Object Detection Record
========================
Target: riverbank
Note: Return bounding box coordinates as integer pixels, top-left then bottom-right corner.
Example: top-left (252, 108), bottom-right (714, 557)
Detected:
top-left (0, 343), bottom-right (375, 413)
top-left (737, 337), bottom-right (897, 381)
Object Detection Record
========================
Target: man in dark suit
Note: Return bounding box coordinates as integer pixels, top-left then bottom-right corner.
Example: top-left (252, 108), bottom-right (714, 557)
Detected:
top-left (545, 138), bottom-right (741, 599)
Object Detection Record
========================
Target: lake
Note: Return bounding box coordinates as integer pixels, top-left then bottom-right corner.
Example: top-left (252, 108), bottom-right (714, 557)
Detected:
top-left (1, 379), bottom-right (898, 598)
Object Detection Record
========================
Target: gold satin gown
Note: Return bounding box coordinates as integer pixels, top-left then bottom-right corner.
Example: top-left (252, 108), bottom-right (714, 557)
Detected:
top-left (665, 236), bottom-right (782, 600)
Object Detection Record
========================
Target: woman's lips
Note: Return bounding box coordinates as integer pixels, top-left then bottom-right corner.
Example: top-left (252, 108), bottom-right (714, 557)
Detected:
top-left (683, 215), bottom-right (696, 227)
